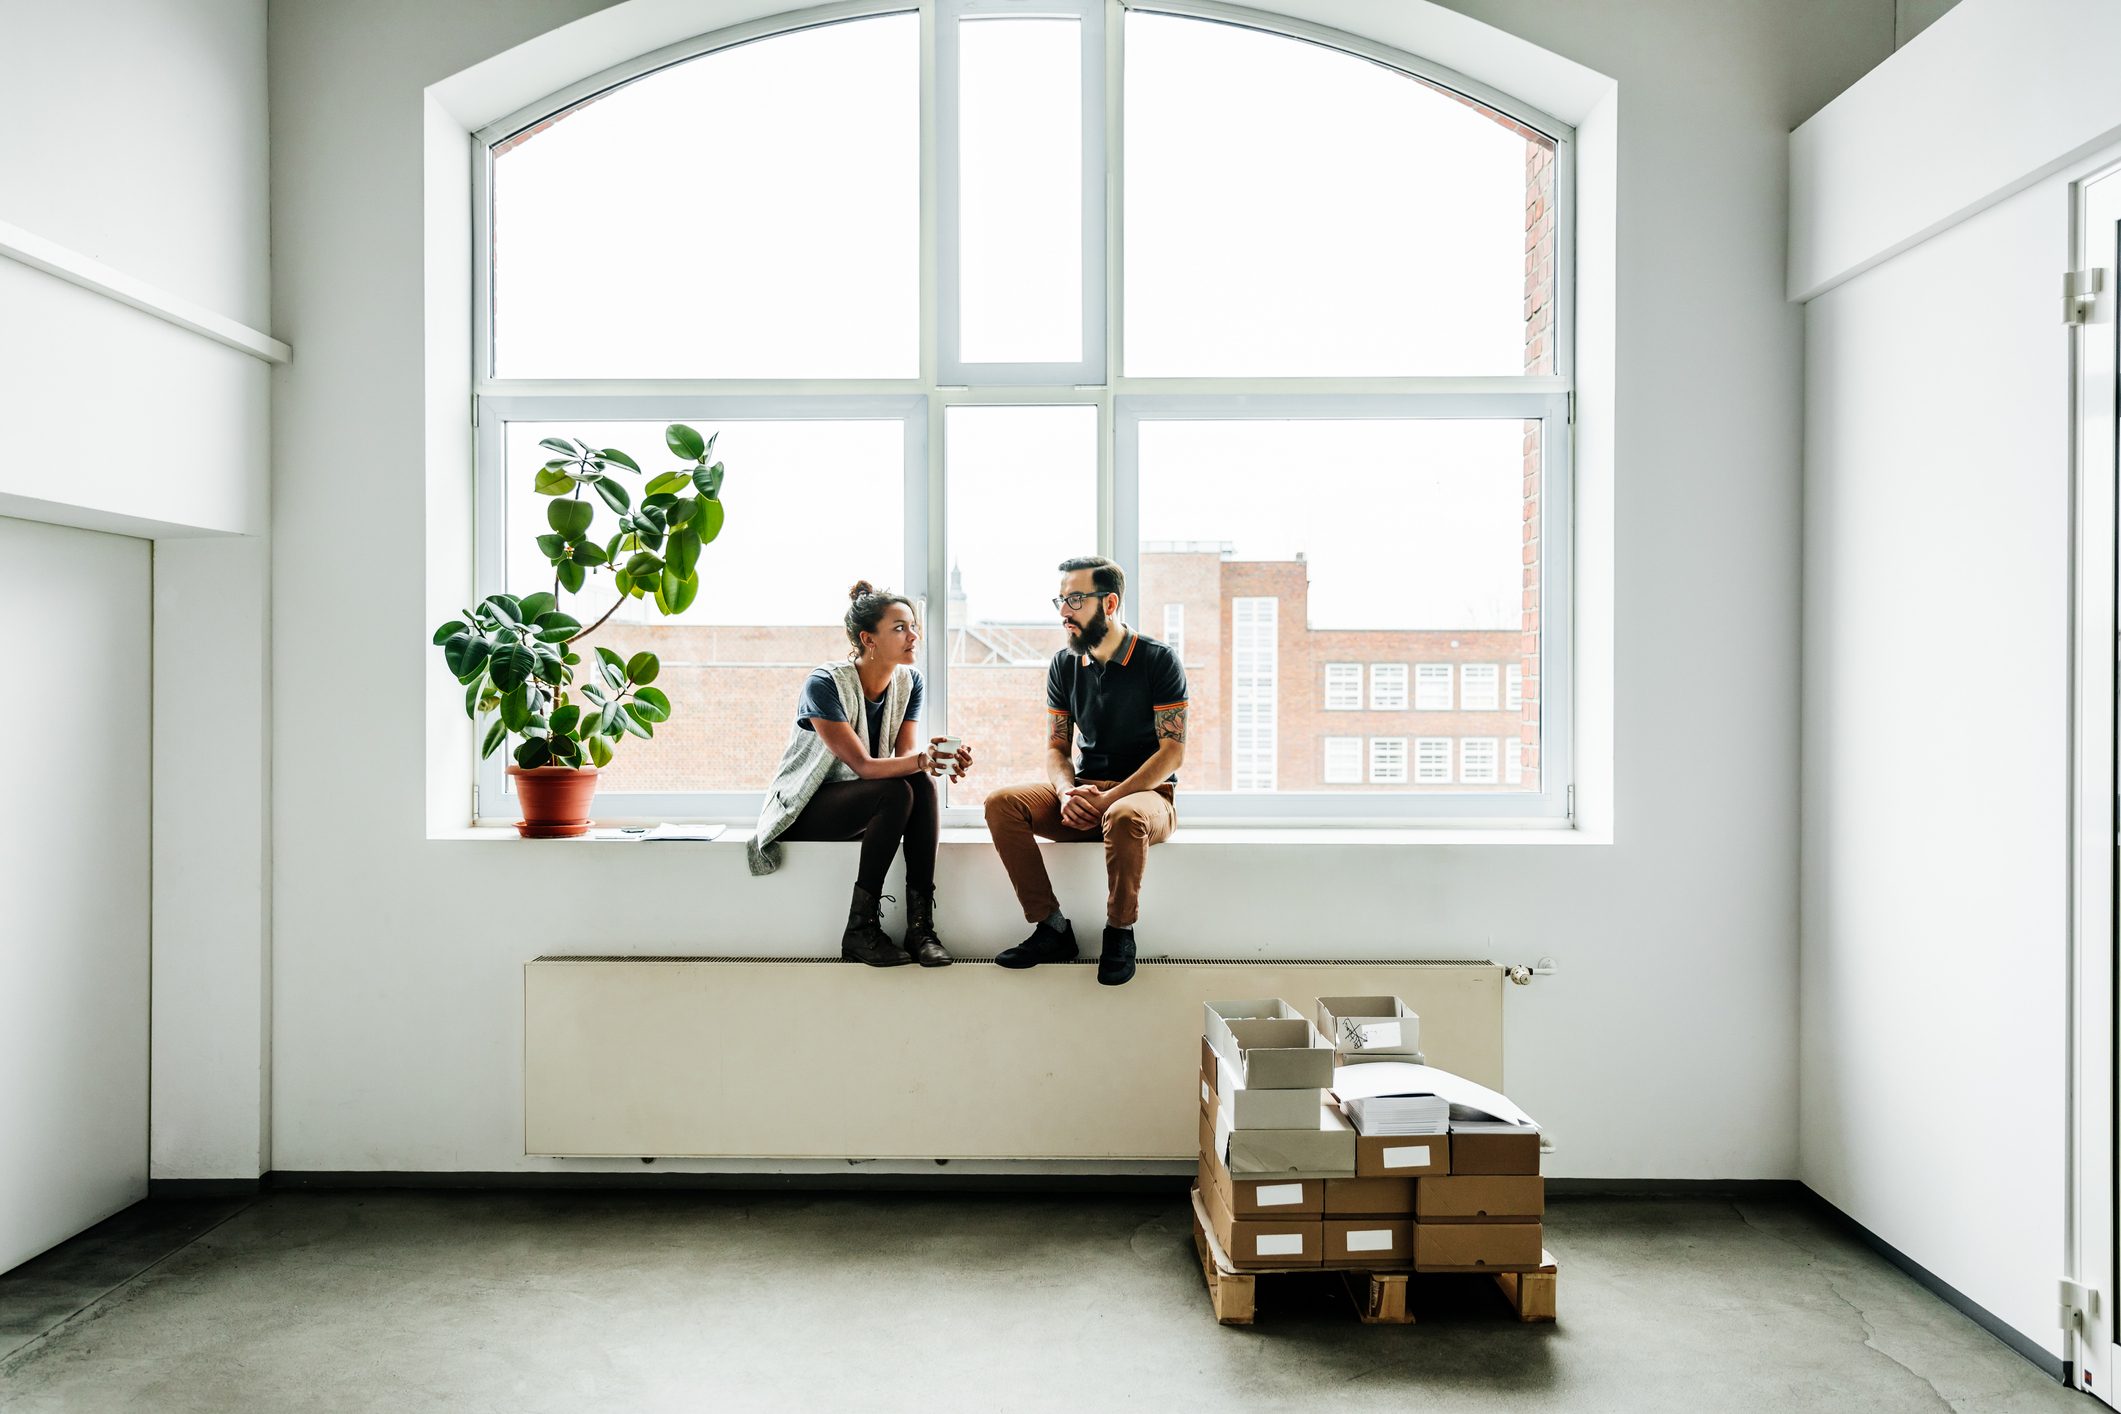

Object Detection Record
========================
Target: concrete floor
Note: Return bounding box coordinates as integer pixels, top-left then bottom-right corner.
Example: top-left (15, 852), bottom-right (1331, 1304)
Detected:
top-left (0, 1191), bottom-right (2092, 1413)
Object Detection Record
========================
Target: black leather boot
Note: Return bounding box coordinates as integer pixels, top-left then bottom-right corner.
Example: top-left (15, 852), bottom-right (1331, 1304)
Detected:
top-left (842, 884), bottom-right (911, 967)
top-left (904, 886), bottom-right (951, 967)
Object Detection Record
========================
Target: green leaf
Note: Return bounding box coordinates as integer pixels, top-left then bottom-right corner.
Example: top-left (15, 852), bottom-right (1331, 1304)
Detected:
top-left (625, 551), bottom-right (665, 579)
top-left (488, 644), bottom-right (536, 690)
top-left (443, 632), bottom-right (491, 680)
top-left (696, 497), bottom-right (725, 545)
top-left (534, 654), bottom-right (568, 686)
top-left (626, 652), bottom-right (660, 686)
top-left (433, 619), bottom-right (466, 645)
top-left (601, 659), bottom-right (626, 693)
top-left (668, 574), bottom-right (699, 614)
top-left (533, 468), bottom-right (573, 496)
top-left (519, 592), bottom-right (557, 622)
top-left (572, 540), bottom-right (608, 568)
top-left (548, 499), bottom-right (593, 537)
top-left (500, 685), bottom-right (532, 732)
top-left (669, 530), bottom-right (700, 579)
top-left (483, 593), bottom-right (523, 625)
top-left (652, 580), bottom-right (671, 616)
top-left (585, 733), bottom-right (613, 768)
top-left (659, 569), bottom-right (681, 606)
top-left (536, 533), bottom-right (566, 560)
top-left (612, 568), bottom-right (632, 596)
top-left (666, 423), bottom-right (706, 460)
top-left (533, 610), bottom-right (580, 639)
top-left (464, 680), bottom-right (481, 720)
top-left (635, 504), bottom-right (667, 535)
top-left (557, 561), bottom-right (586, 594)
top-left (617, 704), bottom-right (654, 739)
top-left (691, 464), bottom-right (719, 497)
top-left (514, 736), bottom-right (553, 769)
top-left (581, 682), bottom-right (607, 704)
top-left (593, 476), bottom-right (630, 514)
top-left (594, 702), bottom-right (621, 737)
top-left (538, 437), bottom-right (577, 456)
top-left (550, 704), bottom-right (582, 737)
top-left (600, 448), bottom-right (642, 473)
top-left (645, 471), bottom-right (690, 497)
top-left (595, 646), bottom-right (625, 672)
top-left (666, 498), bottom-right (697, 529)
top-left (481, 717), bottom-right (507, 759)
top-left (631, 686), bottom-right (671, 723)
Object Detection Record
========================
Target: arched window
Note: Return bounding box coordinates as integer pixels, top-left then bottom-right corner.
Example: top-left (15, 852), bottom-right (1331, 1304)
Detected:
top-left (475, 2), bottom-right (1570, 824)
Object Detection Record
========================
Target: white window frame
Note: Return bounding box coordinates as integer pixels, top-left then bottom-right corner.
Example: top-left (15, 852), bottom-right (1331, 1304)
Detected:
top-left (1369, 662), bottom-right (1409, 711)
top-left (1461, 662), bottom-right (1499, 711)
top-left (1505, 736), bottom-right (1523, 785)
top-left (1506, 662), bottom-right (1523, 711)
top-left (1231, 595), bottom-right (1278, 792)
top-left (1324, 662), bottom-right (1362, 711)
top-left (1322, 735), bottom-right (1362, 785)
top-left (1414, 662), bottom-right (1454, 712)
top-left (1460, 736), bottom-right (1499, 784)
top-left (1369, 736), bottom-right (1408, 785)
top-left (1163, 601), bottom-right (1184, 659)
top-left (1415, 736), bottom-right (1452, 784)
top-left (469, 0), bottom-right (1576, 828)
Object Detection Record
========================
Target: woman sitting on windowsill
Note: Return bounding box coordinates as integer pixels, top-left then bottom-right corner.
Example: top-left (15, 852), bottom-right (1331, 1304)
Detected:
top-left (747, 581), bottom-right (974, 968)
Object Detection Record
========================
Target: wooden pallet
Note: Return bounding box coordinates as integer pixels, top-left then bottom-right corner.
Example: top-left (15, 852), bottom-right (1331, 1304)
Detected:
top-left (1189, 1189), bottom-right (1556, 1327)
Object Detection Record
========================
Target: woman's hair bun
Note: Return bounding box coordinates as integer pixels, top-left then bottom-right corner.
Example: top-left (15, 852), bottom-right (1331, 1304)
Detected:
top-left (849, 579), bottom-right (875, 601)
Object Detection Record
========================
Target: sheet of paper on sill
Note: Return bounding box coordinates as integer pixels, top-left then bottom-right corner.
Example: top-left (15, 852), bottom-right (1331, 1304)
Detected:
top-left (1327, 1062), bottom-right (1539, 1131)
top-left (583, 823), bottom-right (728, 842)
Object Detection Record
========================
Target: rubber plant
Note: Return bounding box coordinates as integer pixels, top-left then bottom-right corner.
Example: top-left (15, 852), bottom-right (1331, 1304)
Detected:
top-left (433, 423), bottom-right (726, 835)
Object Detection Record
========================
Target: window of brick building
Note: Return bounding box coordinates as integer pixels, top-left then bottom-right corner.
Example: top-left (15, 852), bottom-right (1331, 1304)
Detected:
top-left (1369, 663), bottom-right (1409, 711)
top-left (475, 2), bottom-right (1571, 825)
top-left (1505, 737), bottom-right (1524, 785)
top-left (1415, 664), bottom-right (1454, 711)
top-left (1461, 737), bottom-right (1499, 784)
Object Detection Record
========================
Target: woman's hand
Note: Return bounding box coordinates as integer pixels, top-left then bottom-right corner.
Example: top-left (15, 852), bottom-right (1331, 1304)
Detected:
top-left (948, 739), bottom-right (973, 782)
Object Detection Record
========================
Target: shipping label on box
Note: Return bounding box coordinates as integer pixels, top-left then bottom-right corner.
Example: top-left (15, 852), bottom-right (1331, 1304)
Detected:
top-left (1354, 1133), bottom-right (1450, 1178)
top-left (1316, 996), bottom-right (1422, 1056)
top-left (1324, 1218), bottom-right (1411, 1267)
top-left (1218, 1018), bottom-right (1335, 1090)
top-left (1223, 1102), bottom-right (1356, 1180)
top-left (1414, 1174), bottom-right (1545, 1222)
top-left (1323, 1176), bottom-right (1415, 1216)
top-left (1412, 1221), bottom-right (1544, 1272)
top-left (1198, 1170), bottom-right (1323, 1269)
top-left (1447, 1128), bottom-right (1542, 1175)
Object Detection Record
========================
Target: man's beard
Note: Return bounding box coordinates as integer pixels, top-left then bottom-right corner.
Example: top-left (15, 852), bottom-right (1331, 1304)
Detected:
top-left (1066, 604), bottom-right (1110, 653)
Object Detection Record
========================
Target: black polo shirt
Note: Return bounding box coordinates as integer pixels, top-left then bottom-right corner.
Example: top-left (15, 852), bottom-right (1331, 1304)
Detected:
top-left (1046, 629), bottom-right (1188, 785)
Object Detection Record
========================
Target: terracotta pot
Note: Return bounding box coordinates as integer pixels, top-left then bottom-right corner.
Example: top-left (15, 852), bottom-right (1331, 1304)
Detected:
top-left (506, 764), bottom-right (599, 838)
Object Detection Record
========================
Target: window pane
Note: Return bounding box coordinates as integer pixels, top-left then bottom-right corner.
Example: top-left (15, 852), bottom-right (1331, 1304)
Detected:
top-left (491, 16), bottom-right (918, 379)
top-left (500, 418), bottom-right (905, 795)
top-left (944, 405), bottom-right (1098, 808)
top-left (1323, 736), bottom-right (1361, 785)
top-left (957, 18), bottom-right (1082, 364)
top-left (1136, 417), bottom-right (1538, 793)
top-left (1124, 13), bottom-right (1555, 377)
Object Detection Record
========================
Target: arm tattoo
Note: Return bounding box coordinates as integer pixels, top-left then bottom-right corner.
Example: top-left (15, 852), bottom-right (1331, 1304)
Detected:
top-left (1154, 704), bottom-right (1188, 745)
top-left (1048, 711), bottom-right (1074, 751)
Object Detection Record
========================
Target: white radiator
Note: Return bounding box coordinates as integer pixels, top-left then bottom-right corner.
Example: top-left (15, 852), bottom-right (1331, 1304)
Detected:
top-left (524, 958), bottom-right (1503, 1160)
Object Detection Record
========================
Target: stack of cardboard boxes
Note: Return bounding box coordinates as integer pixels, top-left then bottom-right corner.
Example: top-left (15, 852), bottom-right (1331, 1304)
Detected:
top-left (1194, 997), bottom-right (1544, 1275)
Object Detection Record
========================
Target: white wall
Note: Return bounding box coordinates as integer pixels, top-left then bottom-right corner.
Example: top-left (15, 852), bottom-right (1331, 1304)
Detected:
top-left (1, 0), bottom-right (275, 1210)
top-left (1793, 0), bottom-right (2106, 1362)
top-left (0, 518), bottom-right (151, 1274)
top-left (266, 0), bottom-right (1890, 1180)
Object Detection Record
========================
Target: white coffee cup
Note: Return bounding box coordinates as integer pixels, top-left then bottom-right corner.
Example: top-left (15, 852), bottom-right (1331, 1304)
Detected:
top-left (930, 736), bottom-right (962, 767)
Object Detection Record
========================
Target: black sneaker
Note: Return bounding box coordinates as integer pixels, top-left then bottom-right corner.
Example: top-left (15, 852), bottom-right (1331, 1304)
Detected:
top-left (995, 919), bottom-right (1078, 969)
top-left (1097, 927), bottom-right (1136, 986)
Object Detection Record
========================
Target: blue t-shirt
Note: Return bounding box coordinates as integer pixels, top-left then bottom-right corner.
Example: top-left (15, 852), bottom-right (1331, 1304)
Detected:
top-left (797, 667), bottom-right (923, 755)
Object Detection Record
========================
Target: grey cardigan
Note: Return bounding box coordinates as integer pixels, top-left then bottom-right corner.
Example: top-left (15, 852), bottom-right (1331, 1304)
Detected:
top-left (748, 660), bottom-right (916, 876)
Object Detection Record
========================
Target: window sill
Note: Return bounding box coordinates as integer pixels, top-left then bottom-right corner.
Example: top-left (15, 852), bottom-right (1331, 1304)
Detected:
top-left (431, 823), bottom-right (1607, 846)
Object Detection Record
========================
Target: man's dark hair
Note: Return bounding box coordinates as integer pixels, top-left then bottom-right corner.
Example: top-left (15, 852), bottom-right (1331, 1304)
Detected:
top-left (1058, 555), bottom-right (1124, 603)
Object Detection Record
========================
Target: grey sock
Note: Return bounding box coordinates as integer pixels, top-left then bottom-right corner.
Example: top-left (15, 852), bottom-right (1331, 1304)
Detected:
top-left (1043, 909), bottom-right (1069, 933)
top-left (1105, 922), bottom-right (1133, 936)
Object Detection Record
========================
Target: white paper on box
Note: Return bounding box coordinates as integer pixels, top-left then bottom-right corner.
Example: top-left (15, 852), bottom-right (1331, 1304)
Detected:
top-left (1329, 1062), bottom-right (1540, 1130)
top-left (1201, 1079), bottom-right (1210, 1105)
top-left (1382, 1144), bottom-right (1432, 1170)
top-left (1254, 1183), bottom-right (1304, 1207)
top-left (1355, 1021), bottom-right (1403, 1050)
top-left (1346, 1229), bottom-right (1394, 1252)
top-left (1255, 1234), bottom-right (1305, 1257)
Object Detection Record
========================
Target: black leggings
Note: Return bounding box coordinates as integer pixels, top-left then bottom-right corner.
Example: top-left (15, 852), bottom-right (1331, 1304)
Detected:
top-left (780, 773), bottom-right (938, 894)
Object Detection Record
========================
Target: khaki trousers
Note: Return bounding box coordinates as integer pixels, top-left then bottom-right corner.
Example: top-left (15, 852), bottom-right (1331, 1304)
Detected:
top-left (982, 780), bottom-right (1177, 929)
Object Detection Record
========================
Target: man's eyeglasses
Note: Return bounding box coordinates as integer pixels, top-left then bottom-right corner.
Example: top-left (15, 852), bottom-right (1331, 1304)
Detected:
top-left (1052, 592), bottom-right (1107, 611)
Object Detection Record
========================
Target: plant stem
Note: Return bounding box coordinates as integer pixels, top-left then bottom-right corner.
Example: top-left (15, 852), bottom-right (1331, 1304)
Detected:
top-left (566, 595), bottom-right (626, 645)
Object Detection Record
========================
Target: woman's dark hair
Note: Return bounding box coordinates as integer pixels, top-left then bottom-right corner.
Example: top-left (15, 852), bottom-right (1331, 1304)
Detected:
top-left (845, 580), bottom-right (916, 659)
top-left (1057, 555), bottom-right (1124, 602)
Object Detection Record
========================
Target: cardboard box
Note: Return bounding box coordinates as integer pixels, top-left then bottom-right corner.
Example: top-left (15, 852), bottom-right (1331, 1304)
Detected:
top-left (1322, 1176), bottom-right (1414, 1216)
top-left (1216, 1057), bottom-right (1328, 1129)
top-left (1354, 1133), bottom-right (1450, 1178)
top-left (1324, 1218), bottom-right (1412, 1267)
top-left (1197, 1173), bottom-right (1322, 1269)
top-left (1412, 1221), bottom-right (1544, 1272)
top-left (1316, 996), bottom-right (1422, 1056)
top-left (1220, 1101), bottom-right (1357, 1179)
top-left (1414, 1175), bottom-right (1544, 1223)
top-left (1215, 1018), bottom-right (1335, 1090)
top-left (1448, 1128), bottom-right (1542, 1175)
top-left (1335, 1051), bottom-right (1427, 1067)
top-left (1202, 1000), bottom-right (1302, 1063)
top-left (1199, 1034), bottom-right (1217, 1083)
top-left (1199, 1140), bottom-right (1325, 1217)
